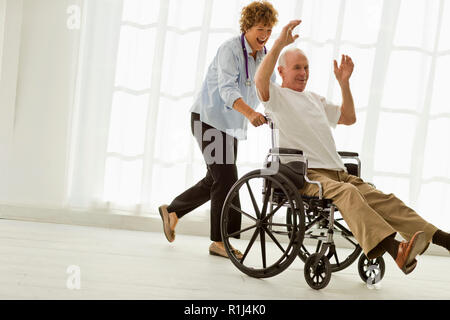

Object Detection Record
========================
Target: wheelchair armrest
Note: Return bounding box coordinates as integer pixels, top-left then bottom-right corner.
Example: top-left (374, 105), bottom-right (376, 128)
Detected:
top-left (338, 151), bottom-right (361, 177)
top-left (304, 175), bottom-right (323, 199)
top-left (338, 151), bottom-right (359, 157)
top-left (270, 148), bottom-right (303, 155)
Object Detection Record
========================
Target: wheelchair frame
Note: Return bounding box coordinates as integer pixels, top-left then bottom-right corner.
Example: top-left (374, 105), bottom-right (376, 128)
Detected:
top-left (220, 116), bottom-right (386, 290)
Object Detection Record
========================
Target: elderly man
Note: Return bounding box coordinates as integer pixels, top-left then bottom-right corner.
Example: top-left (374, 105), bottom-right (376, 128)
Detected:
top-left (255, 20), bottom-right (449, 274)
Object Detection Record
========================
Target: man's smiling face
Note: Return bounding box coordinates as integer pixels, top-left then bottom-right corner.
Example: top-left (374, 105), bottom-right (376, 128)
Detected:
top-left (278, 50), bottom-right (309, 92)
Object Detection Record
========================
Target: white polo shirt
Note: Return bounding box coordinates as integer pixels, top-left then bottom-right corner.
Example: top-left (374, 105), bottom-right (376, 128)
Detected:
top-left (259, 82), bottom-right (346, 171)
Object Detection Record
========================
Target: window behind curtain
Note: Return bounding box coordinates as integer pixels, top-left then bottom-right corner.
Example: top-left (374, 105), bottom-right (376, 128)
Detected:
top-left (70, 0), bottom-right (450, 230)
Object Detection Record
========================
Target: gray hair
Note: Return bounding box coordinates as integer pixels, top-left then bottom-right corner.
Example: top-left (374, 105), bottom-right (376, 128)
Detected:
top-left (278, 47), bottom-right (307, 67)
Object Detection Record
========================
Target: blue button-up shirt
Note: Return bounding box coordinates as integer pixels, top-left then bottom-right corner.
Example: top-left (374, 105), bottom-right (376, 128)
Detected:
top-left (190, 35), bottom-right (275, 140)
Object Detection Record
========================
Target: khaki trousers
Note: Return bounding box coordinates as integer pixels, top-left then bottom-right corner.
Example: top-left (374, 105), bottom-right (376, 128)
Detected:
top-left (299, 169), bottom-right (438, 259)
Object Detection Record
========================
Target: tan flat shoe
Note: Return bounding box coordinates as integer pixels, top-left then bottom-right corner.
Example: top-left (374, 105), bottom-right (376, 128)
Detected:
top-left (158, 205), bottom-right (175, 242)
top-left (209, 242), bottom-right (243, 260)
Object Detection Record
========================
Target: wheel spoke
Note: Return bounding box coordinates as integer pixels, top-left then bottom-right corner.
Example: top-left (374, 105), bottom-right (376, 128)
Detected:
top-left (305, 216), bottom-right (323, 231)
top-left (263, 226), bottom-right (287, 254)
top-left (342, 235), bottom-right (359, 247)
top-left (225, 223), bottom-right (257, 239)
top-left (334, 220), bottom-right (359, 247)
top-left (260, 227), bottom-right (267, 269)
top-left (266, 222), bottom-right (296, 229)
top-left (230, 204), bottom-right (257, 222)
top-left (263, 199), bottom-right (287, 223)
top-left (246, 181), bottom-right (261, 219)
top-left (260, 180), bottom-right (272, 218)
top-left (240, 227), bottom-right (260, 264)
top-left (334, 221), bottom-right (355, 238)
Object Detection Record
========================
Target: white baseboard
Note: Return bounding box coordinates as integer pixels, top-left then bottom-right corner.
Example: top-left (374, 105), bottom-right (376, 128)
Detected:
top-left (0, 203), bottom-right (447, 257)
top-left (0, 203), bottom-right (211, 236)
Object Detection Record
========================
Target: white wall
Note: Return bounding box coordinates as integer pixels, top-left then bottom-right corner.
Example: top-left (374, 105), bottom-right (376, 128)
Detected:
top-left (0, 0), bottom-right (23, 201)
top-left (0, 0), bottom-right (6, 79)
top-left (0, 0), bottom-right (81, 207)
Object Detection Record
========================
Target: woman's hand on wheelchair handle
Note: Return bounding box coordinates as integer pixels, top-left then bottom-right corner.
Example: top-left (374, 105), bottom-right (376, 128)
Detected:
top-left (248, 110), bottom-right (268, 127)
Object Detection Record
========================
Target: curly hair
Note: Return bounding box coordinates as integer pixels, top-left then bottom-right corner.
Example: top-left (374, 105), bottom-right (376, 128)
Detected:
top-left (239, 1), bottom-right (278, 33)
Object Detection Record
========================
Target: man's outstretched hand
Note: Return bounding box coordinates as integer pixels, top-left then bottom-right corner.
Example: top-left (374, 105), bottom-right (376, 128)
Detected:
top-left (334, 55), bottom-right (354, 86)
top-left (275, 20), bottom-right (302, 48)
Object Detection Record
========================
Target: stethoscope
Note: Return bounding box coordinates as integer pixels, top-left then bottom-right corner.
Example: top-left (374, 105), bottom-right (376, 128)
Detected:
top-left (241, 34), bottom-right (267, 87)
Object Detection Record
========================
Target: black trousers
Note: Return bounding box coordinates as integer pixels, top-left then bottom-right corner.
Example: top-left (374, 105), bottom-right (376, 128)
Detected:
top-left (167, 113), bottom-right (242, 241)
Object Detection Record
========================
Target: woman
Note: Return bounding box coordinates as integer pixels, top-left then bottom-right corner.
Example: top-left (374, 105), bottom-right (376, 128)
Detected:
top-left (159, 1), bottom-right (278, 258)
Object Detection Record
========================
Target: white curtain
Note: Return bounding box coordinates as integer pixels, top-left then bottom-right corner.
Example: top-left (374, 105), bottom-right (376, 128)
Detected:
top-left (68, 0), bottom-right (450, 230)
top-left (0, 0), bottom-right (6, 81)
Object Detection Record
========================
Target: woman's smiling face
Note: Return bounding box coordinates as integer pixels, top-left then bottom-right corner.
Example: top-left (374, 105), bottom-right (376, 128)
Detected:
top-left (244, 23), bottom-right (273, 53)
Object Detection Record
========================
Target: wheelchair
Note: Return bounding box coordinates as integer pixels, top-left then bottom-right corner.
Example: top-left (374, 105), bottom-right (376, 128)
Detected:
top-left (220, 117), bottom-right (386, 290)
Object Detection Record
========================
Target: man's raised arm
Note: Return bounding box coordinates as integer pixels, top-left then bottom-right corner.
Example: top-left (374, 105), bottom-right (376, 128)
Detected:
top-left (255, 20), bottom-right (301, 102)
top-left (334, 55), bottom-right (356, 125)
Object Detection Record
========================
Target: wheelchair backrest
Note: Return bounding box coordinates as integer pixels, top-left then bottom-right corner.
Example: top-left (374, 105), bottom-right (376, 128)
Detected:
top-left (264, 160), bottom-right (306, 189)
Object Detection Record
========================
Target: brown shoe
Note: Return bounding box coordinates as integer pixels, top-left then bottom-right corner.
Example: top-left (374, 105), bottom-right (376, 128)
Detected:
top-left (209, 242), bottom-right (243, 260)
top-left (395, 231), bottom-right (428, 275)
top-left (420, 242), bottom-right (430, 255)
top-left (158, 205), bottom-right (175, 243)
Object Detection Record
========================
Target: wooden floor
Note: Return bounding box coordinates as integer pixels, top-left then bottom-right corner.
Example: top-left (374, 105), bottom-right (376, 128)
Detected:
top-left (0, 219), bottom-right (449, 300)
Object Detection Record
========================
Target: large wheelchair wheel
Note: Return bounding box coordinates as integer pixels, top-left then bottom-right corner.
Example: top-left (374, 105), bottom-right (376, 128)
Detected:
top-left (221, 169), bottom-right (305, 278)
top-left (287, 207), bottom-right (362, 272)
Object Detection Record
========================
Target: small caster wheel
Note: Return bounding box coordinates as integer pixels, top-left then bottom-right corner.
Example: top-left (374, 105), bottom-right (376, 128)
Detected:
top-left (304, 253), bottom-right (332, 290)
top-left (358, 254), bottom-right (385, 285)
